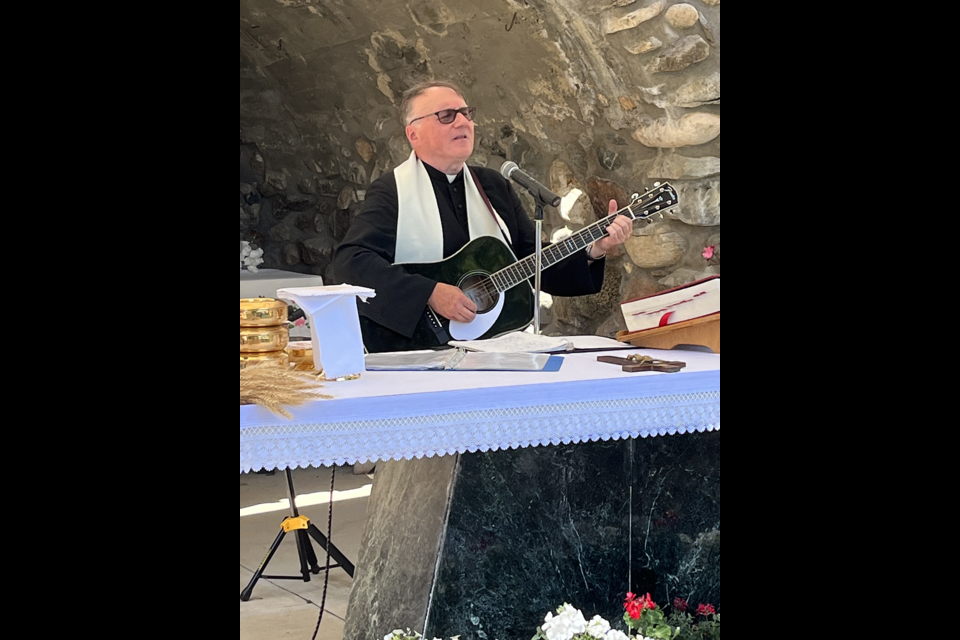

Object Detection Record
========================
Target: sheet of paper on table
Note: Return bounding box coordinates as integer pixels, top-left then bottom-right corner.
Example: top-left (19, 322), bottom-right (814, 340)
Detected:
top-left (449, 332), bottom-right (629, 353)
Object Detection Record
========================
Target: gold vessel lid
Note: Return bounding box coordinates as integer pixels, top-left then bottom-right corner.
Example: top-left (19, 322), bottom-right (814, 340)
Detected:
top-left (240, 298), bottom-right (286, 310)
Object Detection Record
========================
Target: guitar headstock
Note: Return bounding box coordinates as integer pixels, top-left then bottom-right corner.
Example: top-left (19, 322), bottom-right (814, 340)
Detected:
top-left (629, 182), bottom-right (679, 222)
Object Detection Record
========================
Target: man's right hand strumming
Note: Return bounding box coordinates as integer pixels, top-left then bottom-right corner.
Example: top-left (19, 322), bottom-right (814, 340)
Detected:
top-left (429, 283), bottom-right (478, 323)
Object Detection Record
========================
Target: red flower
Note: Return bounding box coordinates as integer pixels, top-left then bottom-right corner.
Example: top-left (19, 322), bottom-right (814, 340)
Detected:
top-left (674, 598), bottom-right (689, 613)
top-left (624, 593), bottom-right (657, 620)
top-left (697, 604), bottom-right (717, 617)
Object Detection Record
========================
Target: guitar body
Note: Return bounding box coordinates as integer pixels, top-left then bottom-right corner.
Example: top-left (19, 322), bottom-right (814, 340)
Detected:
top-left (360, 236), bottom-right (535, 353)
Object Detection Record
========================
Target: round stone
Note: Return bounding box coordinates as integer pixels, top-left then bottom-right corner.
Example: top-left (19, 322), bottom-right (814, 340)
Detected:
top-left (666, 4), bottom-right (701, 29)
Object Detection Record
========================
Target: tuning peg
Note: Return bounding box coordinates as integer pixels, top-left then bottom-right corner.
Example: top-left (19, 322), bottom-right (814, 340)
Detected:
top-left (654, 182), bottom-right (661, 187)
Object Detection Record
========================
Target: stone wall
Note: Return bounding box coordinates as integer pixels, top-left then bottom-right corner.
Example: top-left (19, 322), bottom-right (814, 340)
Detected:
top-left (239, 0), bottom-right (720, 337)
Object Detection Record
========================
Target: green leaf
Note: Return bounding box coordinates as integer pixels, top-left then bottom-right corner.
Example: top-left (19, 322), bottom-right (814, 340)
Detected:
top-left (649, 623), bottom-right (676, 640)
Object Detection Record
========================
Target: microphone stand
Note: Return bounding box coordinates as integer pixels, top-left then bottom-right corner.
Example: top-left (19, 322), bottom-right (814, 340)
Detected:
top-left (505, 161), bottom-right (560, 336)
top-left (534, 201), bottom-right (545, 335)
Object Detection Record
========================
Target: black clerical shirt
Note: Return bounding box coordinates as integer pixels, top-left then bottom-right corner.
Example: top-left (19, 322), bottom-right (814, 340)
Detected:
top-left (425, 163), bottom-right (470, 237)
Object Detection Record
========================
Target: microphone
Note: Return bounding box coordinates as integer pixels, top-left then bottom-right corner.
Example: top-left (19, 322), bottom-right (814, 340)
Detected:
top-left (501, 161), bottom-right (562, 208)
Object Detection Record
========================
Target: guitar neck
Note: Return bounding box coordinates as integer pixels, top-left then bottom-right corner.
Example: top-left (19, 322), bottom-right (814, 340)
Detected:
top-left (490, 185), bottom-right (675, 293)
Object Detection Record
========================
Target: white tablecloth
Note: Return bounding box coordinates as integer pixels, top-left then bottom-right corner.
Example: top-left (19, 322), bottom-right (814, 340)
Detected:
top-left (239, 269), bottom-right (324, 299)
top-left (239, 349), bottom-right (721, 473)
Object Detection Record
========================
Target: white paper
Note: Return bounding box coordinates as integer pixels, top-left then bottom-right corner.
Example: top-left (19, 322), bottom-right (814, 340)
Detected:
top-left (449, 331), bottom-right (572, 353)
top-left (565, 336), bottom-right (632, 350)
top-left (449, 332), bottom-right (630, 353)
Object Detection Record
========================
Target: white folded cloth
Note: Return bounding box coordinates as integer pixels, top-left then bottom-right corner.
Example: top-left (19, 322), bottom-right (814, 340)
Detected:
top-left (276, 285), bottom-right (376, 379)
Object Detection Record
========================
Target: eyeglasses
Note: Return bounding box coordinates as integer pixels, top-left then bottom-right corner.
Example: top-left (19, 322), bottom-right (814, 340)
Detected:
top-left (408, 106), bottom-right (477, 126)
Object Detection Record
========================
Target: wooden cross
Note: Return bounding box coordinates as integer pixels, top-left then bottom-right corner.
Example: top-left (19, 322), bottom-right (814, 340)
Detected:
top-left (597, 354), bottom-right (687, 373)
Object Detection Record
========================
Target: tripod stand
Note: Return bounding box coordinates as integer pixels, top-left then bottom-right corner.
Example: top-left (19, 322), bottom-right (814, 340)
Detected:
top-left (241, 468), bottom-right (355, 602)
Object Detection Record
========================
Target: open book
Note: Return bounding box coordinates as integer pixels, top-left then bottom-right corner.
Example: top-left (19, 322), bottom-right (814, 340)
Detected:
top-left (365, 349), bottom-right (562, 372)
top-left (449, 332), bottom-right (628, 353)
top-left (620, 276), bottom-right (720, 333)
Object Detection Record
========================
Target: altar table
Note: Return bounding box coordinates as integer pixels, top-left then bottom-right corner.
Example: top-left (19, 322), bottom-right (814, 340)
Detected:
top-left (239, 348), bottom-right (720, 640)
top-left (239, 348), bottom-right (720, 474)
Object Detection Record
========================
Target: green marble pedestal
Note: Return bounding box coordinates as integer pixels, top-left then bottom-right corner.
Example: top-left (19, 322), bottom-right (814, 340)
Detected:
top-left (344, 431), bottom-right (720, 640)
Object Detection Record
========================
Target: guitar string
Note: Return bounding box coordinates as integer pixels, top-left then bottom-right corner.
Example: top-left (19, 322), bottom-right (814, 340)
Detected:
top-left (463, 188), bottom-right (676, 302)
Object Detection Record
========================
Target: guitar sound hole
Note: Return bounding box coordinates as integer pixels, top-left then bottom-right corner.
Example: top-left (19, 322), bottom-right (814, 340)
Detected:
top-left (460, 273), bottom-right (500, 314)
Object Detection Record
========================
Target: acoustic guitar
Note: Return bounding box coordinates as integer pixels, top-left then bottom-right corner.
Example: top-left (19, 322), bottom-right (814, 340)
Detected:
top-left (360, 183), bottom-right (679, 353)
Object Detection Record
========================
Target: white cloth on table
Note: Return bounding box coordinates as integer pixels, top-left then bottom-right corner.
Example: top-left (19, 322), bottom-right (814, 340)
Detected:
top-left (239, 349), bottom-right (721, 473)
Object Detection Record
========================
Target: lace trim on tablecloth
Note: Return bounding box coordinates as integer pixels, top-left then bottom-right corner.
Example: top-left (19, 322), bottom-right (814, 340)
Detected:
top-left (240, 391), bottom-right (720, 473)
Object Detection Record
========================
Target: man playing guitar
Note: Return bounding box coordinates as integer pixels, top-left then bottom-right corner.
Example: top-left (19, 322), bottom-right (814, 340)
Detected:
top-left (332, 80), bottom-right (633, 353)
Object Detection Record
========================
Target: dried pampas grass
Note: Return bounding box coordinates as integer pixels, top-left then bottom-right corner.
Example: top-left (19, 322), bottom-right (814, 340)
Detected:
top-left (240, 363), bottom-right (332, 418)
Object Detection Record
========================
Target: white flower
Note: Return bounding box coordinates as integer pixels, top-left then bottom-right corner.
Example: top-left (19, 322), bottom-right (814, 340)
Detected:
top-left (542, 605), bottom-right (588, 640)
top-left (603, 631), bottom-right (630, 640)
top-left (586, 616), bottom-right (611, 639)
top-left (240, 240), bottom-right (265, 271)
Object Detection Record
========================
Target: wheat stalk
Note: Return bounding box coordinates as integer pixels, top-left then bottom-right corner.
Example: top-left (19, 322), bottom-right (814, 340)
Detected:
top-left (240, 363), bottom-right (332, 418)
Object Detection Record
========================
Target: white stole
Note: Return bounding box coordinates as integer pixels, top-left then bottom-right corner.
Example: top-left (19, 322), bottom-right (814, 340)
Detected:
top-left (394, 151), bottom-right (512, 265)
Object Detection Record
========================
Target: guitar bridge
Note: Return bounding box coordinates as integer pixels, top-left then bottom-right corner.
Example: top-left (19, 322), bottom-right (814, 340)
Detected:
top-left (426, 308), bottom-right (451, 346)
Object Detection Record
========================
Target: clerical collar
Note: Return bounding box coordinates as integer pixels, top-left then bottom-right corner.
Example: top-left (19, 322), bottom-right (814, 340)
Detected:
top-left (423, 162), bottom-right (464, 184)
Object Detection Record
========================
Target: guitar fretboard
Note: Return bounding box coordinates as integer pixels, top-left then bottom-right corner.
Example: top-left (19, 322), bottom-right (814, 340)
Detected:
top-left (488, 184), bottom-right (677, 293)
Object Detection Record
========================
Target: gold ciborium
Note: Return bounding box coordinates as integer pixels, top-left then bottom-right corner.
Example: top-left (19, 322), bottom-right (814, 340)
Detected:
top-left (240, 351), bottom-right (291, 370)
top-left (240, 298), bottom-right (289, 328)
top-left (240, 325), bottom-right (290, 353)
top-left (285, 342), bottom-right (315, 372)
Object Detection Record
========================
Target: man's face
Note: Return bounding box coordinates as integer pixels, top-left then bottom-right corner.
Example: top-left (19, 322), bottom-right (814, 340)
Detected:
top-left (405, 87), bottom-right (475, 173)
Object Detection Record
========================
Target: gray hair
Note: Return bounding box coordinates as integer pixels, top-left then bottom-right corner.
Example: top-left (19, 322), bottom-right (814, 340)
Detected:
top-left (400, 80), bottom-right (466, 126)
